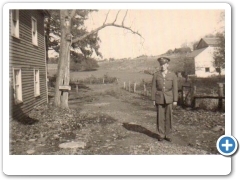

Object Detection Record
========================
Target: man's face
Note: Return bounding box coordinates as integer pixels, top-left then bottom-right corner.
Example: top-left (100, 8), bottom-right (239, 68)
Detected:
top-left (160, 63), bottom-right (169, 71)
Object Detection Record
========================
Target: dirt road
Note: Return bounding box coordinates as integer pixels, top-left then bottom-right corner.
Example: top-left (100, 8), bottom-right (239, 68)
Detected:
top-left (10, 84), bottom-right (225, 155)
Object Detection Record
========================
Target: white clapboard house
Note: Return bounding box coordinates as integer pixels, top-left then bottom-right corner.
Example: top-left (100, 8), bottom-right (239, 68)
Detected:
top-left (184, 38), bottom-right (225, 77)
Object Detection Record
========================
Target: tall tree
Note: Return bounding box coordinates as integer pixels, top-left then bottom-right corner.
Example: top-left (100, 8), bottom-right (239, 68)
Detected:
top-left (45, 10), bottom-right (101, 59)
top-left (213, 11), bottom-right (225, 75)
top-left (46, 10), bottom-right (142, 108)
top-left (213, 31), bottom-right (225, 75)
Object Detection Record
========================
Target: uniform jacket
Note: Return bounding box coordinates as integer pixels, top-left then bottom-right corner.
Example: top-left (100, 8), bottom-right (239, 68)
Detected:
top-left (151, 71), bottom-right (178, 104)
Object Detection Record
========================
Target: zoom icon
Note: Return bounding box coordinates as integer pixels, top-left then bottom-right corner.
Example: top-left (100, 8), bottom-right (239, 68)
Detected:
top-left (216, 135), bottom-right (238, 156)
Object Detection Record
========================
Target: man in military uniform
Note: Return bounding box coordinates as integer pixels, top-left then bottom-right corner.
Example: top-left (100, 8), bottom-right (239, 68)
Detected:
top-left (151, 57), bottom-right (178, 142)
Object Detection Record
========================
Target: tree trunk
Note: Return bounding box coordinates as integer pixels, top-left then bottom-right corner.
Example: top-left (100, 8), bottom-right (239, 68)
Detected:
top-left (54, 10), bottom-right (72, 109)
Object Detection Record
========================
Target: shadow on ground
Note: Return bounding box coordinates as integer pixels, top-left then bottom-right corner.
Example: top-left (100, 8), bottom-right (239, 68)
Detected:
top-left (122, 123), bottom-right (159, 140)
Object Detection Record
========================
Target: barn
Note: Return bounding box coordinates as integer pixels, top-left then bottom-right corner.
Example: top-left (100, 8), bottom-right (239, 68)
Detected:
top-left (9, 10), bottom-right (49, 121)
top-left (184, 38), bottom-right (225, 77)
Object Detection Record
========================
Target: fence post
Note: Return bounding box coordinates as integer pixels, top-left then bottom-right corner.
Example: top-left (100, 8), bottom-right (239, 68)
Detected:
top-left (76, 84), bottom-right (78, 93)
top-left (124, 82), bottom-right (126, 90)
top-left (129, 81), bottom-right (131, 92)
top-left (134, 83), bottom-right (137, 93)
top-left (144, 84), bottom-right (146, 96)
top-left (218, 83), bottom-right (224, 110)
top-left (191, 85), bottom-right (196, 108)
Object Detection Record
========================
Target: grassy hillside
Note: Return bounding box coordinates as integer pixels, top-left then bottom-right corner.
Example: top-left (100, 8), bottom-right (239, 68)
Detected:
top-left (47, 54), bottom-right (187, 85)
top-left (99, 54), bottom-right (186, 74)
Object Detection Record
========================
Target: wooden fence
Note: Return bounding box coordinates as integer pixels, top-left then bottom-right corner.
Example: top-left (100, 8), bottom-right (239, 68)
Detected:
top-left (190, 83), bottom-right (225, 110)
top-left (123, 81), bottom-right (225, 110)
top-left (123, 81), bottom-right (151, 96)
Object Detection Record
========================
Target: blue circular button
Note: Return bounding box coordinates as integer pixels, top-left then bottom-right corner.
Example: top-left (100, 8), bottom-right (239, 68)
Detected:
top-left (216, 135), bottom-right (238, 156)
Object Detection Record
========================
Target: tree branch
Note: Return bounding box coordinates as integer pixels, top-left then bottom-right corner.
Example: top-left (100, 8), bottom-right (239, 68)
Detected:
top-left (122, 10), bottom-right (128, 26)
top-left (103, 10), bottom-right (110, 25)
top-left (72, 10), bottom-right (144, 44)
top-left (113, 10), bottom-right (120, 24)
top-left (72, 22), bottom-right (143, 43)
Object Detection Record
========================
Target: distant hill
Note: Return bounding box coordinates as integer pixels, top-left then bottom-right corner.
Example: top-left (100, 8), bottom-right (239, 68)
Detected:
top-left (48, 53), bottom-right (188, 78)
top-left (99, 54), bottom-right (187, 74)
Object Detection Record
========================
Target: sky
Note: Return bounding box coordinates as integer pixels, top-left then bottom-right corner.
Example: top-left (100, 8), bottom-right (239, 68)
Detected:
top-left (48, 9), bottom-right (224, 60)
top-left (83, 9), bottom-right (224, 60)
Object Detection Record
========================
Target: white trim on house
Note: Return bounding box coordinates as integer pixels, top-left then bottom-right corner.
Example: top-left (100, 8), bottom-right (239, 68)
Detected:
top-left (12, 68), bottom-right (23, 103)
top-left (34, 69), bottom-right (40, 97)
top-left (31, 16), bottom-right (38, 46)
top-left (11, 10), bottom-right (19, 38)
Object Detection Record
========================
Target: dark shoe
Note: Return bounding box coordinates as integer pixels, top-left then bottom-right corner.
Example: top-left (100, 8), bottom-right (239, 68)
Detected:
top-left (164, 137), bottom-right (171, 142)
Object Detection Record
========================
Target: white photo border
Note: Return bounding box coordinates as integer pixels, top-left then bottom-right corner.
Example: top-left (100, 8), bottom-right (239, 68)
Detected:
top-left (3, 2), bottom-right (231, 175)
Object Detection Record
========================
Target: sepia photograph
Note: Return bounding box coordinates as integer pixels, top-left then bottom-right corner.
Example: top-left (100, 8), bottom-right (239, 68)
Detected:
top-left (3, 2), bottom-right (232, 176)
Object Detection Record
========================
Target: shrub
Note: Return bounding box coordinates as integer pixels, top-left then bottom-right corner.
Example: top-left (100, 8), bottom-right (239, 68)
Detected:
top-left (103, 73), bottom-right (117, 84)
top-left (70, 74), bottom-right (117, 85)
top-left (70, 55), bottom-right (99, 71)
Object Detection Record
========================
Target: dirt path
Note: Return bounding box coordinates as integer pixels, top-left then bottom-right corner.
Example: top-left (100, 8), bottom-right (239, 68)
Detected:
top-left (10, 84), bottom-right (224, 155)
top-left (67, 84), bottom-right (223, 155)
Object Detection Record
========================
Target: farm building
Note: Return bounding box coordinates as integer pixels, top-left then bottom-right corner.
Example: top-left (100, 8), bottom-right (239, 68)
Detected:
top-left (184, 38), bottom-right (225, 77)
top-left (9, 10), bottom-right (49, 120)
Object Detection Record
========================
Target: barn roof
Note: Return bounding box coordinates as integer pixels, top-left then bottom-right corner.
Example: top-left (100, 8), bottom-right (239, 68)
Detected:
top-left (195, 37), bottom-right (220, 49)
top-left (186, 47), bottom-right (207, 58)
top-left (202, 38), bottom-right (220, 46)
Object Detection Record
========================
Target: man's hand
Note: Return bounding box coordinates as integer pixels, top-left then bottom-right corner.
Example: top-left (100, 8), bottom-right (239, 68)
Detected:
top-left (153, 101), bottom-right (156, 106)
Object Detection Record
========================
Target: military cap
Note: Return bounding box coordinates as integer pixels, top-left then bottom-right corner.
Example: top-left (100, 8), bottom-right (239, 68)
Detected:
top-left (157, 57), bottom-right (170, 65)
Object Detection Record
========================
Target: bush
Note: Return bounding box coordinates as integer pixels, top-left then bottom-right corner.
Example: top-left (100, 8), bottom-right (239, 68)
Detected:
top-left (70, 62), bottom-right (83, 72)
top-left (103, 73), bottom-right (117, 84)
top-left (70, 56), bottom-right (99, 72)
top-left (84, 58), bottom-right (99, 71)
top-left (70, 74), bottom-right (117, 85)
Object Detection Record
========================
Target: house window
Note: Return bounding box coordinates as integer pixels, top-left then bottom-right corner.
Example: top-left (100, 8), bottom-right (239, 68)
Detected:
top-left (34, 69), bottom-right (40, 96)
top-left (32, 17), bottom-right (38, 46)
top-left (13, 68), bottom-right (22, 103)
top-left (205, 67), bottom-right (210, 72)
top-left (11, 10), bottom-right (19, 38)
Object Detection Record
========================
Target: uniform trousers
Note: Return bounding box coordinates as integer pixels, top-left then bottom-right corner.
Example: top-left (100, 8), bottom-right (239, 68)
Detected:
top-left (156, 103), bottom-right (172, 137)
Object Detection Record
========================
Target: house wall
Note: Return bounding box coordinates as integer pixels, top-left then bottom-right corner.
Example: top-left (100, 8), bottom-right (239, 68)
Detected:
top-left (9, 10), bottom-right (48, 120)
top-left (195, 47), bottom-right (225, 77)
